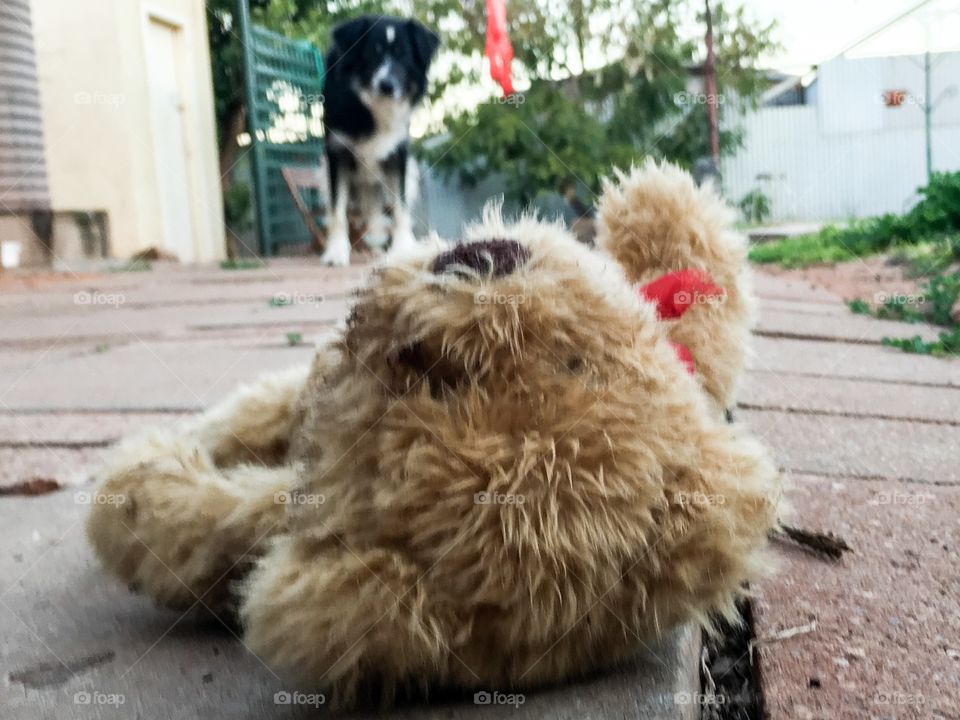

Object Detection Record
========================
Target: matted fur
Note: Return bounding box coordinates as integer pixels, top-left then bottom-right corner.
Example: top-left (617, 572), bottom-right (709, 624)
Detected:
top-left (87, 163), bottom-right (779, 708)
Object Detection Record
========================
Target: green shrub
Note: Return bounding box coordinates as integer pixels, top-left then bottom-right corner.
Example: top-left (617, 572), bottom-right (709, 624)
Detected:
top-left (846, 298), bottom-right (872, 315)
top-left (750, 171), bottom-right (960, 267)
top-left (749, 232), bottom-right (859, 267)
top-left (924, 271), bottom-right (960, 326)
top-left (882, 327), bottom-right (960, 356)
top-left (220, 258), bottom-right (265, 270)
top-left (875, 269), bottom-right (960, 357)
top-left (738, 189), bottom-right (772, 224)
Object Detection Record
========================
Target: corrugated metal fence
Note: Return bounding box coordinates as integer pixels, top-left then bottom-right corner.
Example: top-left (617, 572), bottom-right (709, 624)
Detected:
top-left (722, 53), bottom-right (960, 222)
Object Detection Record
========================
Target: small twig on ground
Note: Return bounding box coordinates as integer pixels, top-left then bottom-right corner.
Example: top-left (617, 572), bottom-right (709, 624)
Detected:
top-left (754, 620), bottom-right (817, 647)
top-left (770, 523), bottom-right (852, 560)
top-left (750, 620), bottom-right (817, 664)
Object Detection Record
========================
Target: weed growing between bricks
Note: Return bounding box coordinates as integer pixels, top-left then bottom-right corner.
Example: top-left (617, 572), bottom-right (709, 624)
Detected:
top-left (700, 599), bottom-right (763, 720)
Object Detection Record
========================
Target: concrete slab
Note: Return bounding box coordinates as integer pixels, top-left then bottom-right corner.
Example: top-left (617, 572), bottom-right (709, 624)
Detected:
top-left (756, 309), bottom-right (942, 345)
top-left (0, 412), bottom-right (191, 445)
top-left (757, 473), bottom-right (960, 720)
top-left (742, 372), bottom-right (960, 424)
top-left (183, 299), bottom-right (349, 332)
top-left (0, 275), bottom-right (367, 316)
top-left (752, 273), bottom-right (840, 304)
top-left (0, 346), bottom-right (84, 372)
top-left (0, 492), bottom-right (702, 720)
top-left (748, 222), bottom-right (826, 242)
top-left (749, 336), bottom-right (960, 388)
top-left (0, 342), bottom-right (317, 411)
top-left (0, 447), bottom-right (106, 487)
top-left (756, 299), bottom-right (849, 317)
top-left (739, 410), bottom-right (960, 484)
top-left (0, 298), bottom-right (348, 349)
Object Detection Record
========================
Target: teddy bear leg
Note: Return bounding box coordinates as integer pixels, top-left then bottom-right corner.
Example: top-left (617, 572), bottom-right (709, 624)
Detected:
top-left (241, 536), bottom-right (448, 707)
top-left (183, 364), bottom-right (311, 468)
top-left (650, 426), bottom-right (780, 634)
top-left (86, 433), bottom-right (296, 615)
top-left (596, 161), bottom-right (754, 412)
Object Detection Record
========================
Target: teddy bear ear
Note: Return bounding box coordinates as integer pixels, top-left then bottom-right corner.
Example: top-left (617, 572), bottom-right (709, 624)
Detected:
top-left (596, 161), bottom-right (752, 415)
top-left (595, 160), bottom-right (739, 289)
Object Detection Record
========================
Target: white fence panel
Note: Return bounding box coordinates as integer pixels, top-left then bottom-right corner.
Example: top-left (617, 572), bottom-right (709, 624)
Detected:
top-left (723, 106), bottom-right (960, 222)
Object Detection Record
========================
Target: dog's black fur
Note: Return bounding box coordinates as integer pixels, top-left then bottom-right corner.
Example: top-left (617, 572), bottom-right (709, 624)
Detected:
top-left (320, 16), bottom-right (439, 266)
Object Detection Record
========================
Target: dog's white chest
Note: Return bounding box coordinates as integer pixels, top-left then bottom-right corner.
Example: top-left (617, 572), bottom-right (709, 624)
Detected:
top-left (332, 95), bottom-right (411, 173)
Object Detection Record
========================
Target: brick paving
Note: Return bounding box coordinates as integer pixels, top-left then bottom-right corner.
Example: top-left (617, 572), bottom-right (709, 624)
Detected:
top-left (0, 258), bottom-right (958, 718)
top-left (747, 272), bottom-right (960, 720)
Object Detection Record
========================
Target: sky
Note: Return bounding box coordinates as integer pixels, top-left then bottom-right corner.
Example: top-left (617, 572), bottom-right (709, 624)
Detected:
top-left (742, 0), bottom-right (960, 74)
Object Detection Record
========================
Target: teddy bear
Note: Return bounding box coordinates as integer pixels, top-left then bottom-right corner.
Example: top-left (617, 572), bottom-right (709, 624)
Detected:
top-left (86, 161), bottom-right (779, 708)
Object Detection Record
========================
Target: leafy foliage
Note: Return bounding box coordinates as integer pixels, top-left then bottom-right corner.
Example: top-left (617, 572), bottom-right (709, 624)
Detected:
top-left (220, 258), bottom-right (266, 270)
top-left (749, 232), bottom-right (860, 267)
top-left (882, 327), bottom-right (960, 357)
top-left (924, 271), bottom-right (960, 326)
top-left (223, 180), bottom-right (254, 231)
top-left (738, 188), bottom-right (771, 224)
top-left (847, 270), bottom-right (960, 357)
top-left (420, 0), bottom-right (778, 203)
top-left (846, 298), bottom-right (871, 316)
top-left (751, 172), bottom-right (960, 268)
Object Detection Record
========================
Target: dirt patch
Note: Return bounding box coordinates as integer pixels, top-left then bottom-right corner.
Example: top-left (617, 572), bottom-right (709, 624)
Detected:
top-left (0, 271), bottom-right (107, 292)
top-left (758, 256), bottom-right (925, 308)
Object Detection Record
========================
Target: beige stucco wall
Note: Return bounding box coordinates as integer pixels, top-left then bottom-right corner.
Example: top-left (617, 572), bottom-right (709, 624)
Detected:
top-left (32, 0), bottom-right (224, 262)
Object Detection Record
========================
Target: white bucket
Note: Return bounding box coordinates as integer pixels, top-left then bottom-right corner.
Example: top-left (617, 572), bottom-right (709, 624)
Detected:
top-left (1, 240), bottom-right (23, 269)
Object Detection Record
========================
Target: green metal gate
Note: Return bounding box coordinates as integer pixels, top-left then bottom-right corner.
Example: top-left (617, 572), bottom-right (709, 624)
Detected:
top-left (236, 0), bottom-right (325, 256)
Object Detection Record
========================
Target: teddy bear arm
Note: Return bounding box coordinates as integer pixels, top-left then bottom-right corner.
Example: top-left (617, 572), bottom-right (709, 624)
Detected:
top-left (86, 432), bottom-right (297, 615)
top-left (181, 365), bottom-right (311, 468)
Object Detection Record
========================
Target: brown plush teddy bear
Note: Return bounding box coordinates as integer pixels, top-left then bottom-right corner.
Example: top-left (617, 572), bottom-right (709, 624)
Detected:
top-left (87, 161), bottom-right (779, 708)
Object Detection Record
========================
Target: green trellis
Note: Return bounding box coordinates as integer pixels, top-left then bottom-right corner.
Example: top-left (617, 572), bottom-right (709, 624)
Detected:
top-left (236, 0), bottom-right (325, 256)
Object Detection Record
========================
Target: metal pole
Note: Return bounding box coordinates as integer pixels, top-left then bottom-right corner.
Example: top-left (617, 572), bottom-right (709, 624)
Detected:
top-left (236, 0), bottom-right (270, 255)
top-left (704, 0), bottom-right (720, 166)
top-left (924, 49), bottom-right (933, 181)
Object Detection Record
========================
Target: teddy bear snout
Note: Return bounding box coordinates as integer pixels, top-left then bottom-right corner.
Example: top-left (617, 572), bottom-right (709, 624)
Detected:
top-left (431, 239), bottom-right (530, 279)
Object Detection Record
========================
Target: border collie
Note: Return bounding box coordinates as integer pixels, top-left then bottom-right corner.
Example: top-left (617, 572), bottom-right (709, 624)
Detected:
top-left (320, 16), bottom-right (439, 266)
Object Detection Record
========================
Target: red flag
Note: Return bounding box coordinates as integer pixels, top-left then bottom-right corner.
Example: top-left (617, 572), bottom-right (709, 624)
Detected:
top-left (485, 0), bottom-right (515, 96)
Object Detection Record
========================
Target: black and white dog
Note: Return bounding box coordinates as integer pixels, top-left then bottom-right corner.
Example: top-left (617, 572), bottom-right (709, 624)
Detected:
top-left (320, 16), bottom-right (439, 266)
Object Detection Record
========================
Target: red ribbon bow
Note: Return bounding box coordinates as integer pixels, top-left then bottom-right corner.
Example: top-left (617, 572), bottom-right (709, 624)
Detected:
top-left (637, 269), bottom-right (725, 374)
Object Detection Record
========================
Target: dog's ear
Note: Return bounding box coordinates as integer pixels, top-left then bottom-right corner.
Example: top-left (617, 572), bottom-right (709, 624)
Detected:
top-left (329, 16), bottom-right (371, 64)
top-left (406, 20), bottom-right (439, 74)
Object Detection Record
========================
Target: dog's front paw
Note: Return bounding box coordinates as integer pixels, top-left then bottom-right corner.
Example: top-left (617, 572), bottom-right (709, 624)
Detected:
top-left (320, 235), bottom-right (351, 267)
top-left (363, 214), bottom-right (391, 249)
top-left (388, 228), bottom-right (418, 255)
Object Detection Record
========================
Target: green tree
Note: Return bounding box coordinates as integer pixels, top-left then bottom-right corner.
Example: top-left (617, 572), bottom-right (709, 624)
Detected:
top-left (416, 0), bottom-right (778, 204)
